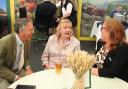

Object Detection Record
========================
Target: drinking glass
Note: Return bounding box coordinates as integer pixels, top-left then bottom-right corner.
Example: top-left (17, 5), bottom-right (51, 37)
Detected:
top-left (55, 62), bottom-right (62, 73)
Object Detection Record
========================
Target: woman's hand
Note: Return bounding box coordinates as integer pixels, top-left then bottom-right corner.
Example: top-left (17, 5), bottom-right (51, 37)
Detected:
top-left (91, 68), bottom-right (99, 76)
top-left (44, 64), bottom-right (51, 69)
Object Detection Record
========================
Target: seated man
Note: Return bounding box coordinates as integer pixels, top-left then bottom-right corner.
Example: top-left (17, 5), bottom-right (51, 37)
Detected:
top-left (0, 18), bottom-right (34, 89)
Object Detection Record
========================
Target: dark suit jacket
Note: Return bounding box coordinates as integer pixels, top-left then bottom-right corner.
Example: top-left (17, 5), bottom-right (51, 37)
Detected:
top-left (0, 32), bottom-right (30, 83)
top-left (35, 1), bottom-right (57, 31)
top-left (19, 6), bottom-right (27, 18)
top-left (96, 40), bottom-right (128, 82)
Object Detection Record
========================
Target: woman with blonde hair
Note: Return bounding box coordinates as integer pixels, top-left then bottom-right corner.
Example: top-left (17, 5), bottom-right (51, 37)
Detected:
top-left (91, 18), bottom-right (128, 82)
top-left (41, 19), bottom-right (80, 69)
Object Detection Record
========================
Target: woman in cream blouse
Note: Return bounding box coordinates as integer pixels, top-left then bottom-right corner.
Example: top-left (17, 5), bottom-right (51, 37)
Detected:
top-left (41, 19), bottom-right (80, 69)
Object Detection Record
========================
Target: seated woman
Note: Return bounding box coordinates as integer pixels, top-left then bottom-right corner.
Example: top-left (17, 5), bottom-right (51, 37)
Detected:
top-left (41, 19), bottom-right (80, 69)
top-left (91, 18), bottom-right (128, 82)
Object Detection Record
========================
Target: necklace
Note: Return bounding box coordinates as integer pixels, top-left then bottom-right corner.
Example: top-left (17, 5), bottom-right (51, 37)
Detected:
top-left (96, 45), bottom-right (110, 68)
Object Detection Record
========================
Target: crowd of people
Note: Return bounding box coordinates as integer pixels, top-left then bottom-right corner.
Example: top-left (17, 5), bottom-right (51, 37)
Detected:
top-left (0, 0), bottom-right (128, 89)
top-left (15, 0), bottom-right (77, 37)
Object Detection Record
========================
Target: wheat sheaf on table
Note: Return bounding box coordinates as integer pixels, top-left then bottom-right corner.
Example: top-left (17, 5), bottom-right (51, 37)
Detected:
top-left (67, 50), bottom-right (96, 79)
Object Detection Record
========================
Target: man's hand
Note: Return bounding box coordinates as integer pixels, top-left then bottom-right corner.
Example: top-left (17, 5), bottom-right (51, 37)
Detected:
top-left (14, 75), bottom-right (21, 81)
top-left (26, 67), bottom-right (33, 75)
top-left (17, 76), bottom-right (21, 80)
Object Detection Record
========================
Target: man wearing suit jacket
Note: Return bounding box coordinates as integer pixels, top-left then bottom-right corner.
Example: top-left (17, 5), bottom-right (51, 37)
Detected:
top-left (35, 0), bottom-right (57, 35)
top-left (0, 18), bottom-right (34, 89)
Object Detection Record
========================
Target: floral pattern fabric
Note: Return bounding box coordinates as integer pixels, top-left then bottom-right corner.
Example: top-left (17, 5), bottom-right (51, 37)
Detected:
top-left (41, 35), bottom-right (80, 68)
top-left (95, 46), bottom-right (109, 68)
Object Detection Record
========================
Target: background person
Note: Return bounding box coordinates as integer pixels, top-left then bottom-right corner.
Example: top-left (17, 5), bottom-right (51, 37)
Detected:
top-left (91, 18), bottom-right (128, 83)
top-left (110, 5), bottom-right (122, 18)
top-left (18, 0), bottom-right (27, 18)
top-left (41, 19), bottom-right (80, 69)
top-left (16, 0), bottom-right (37, 21)
top-left (35, 0), bottom-right (57, 36)
top-left (0, 18), bottom-right (34, 89)
top-left (56, 0), bottom-right (77, 27)
top-left (26, 0), bottom-right (37, 19)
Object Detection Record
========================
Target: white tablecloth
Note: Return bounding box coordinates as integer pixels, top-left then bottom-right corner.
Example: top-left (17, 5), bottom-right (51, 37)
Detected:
top-left (9, 68), bottom-right (128, 89)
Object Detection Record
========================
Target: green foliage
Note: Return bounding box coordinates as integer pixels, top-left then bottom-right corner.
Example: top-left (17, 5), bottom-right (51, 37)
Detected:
top-left (80, 13), bottom-right (103, 37)
top-left (106, 3), bottom-right (115, 16)
top-left (122, 3), bottom-right (128, 12)
top-left (14, 0), bottom-right (20, 8)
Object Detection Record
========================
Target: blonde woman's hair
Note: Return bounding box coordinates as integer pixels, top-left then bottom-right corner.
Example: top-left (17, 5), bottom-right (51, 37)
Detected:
top-left (56, 19), bottom-right (73, 37)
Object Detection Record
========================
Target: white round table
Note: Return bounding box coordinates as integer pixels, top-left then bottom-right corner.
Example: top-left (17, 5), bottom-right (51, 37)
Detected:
top-left (9, 68), bottom-right (128, 89)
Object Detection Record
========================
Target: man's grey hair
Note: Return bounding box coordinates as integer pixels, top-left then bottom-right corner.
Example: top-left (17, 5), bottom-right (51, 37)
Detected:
top-left (14, 18), bottom-right (33, 33)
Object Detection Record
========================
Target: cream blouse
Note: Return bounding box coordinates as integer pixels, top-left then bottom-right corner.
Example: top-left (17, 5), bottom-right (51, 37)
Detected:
top-left (41, 35), bottom-right (80, 68)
